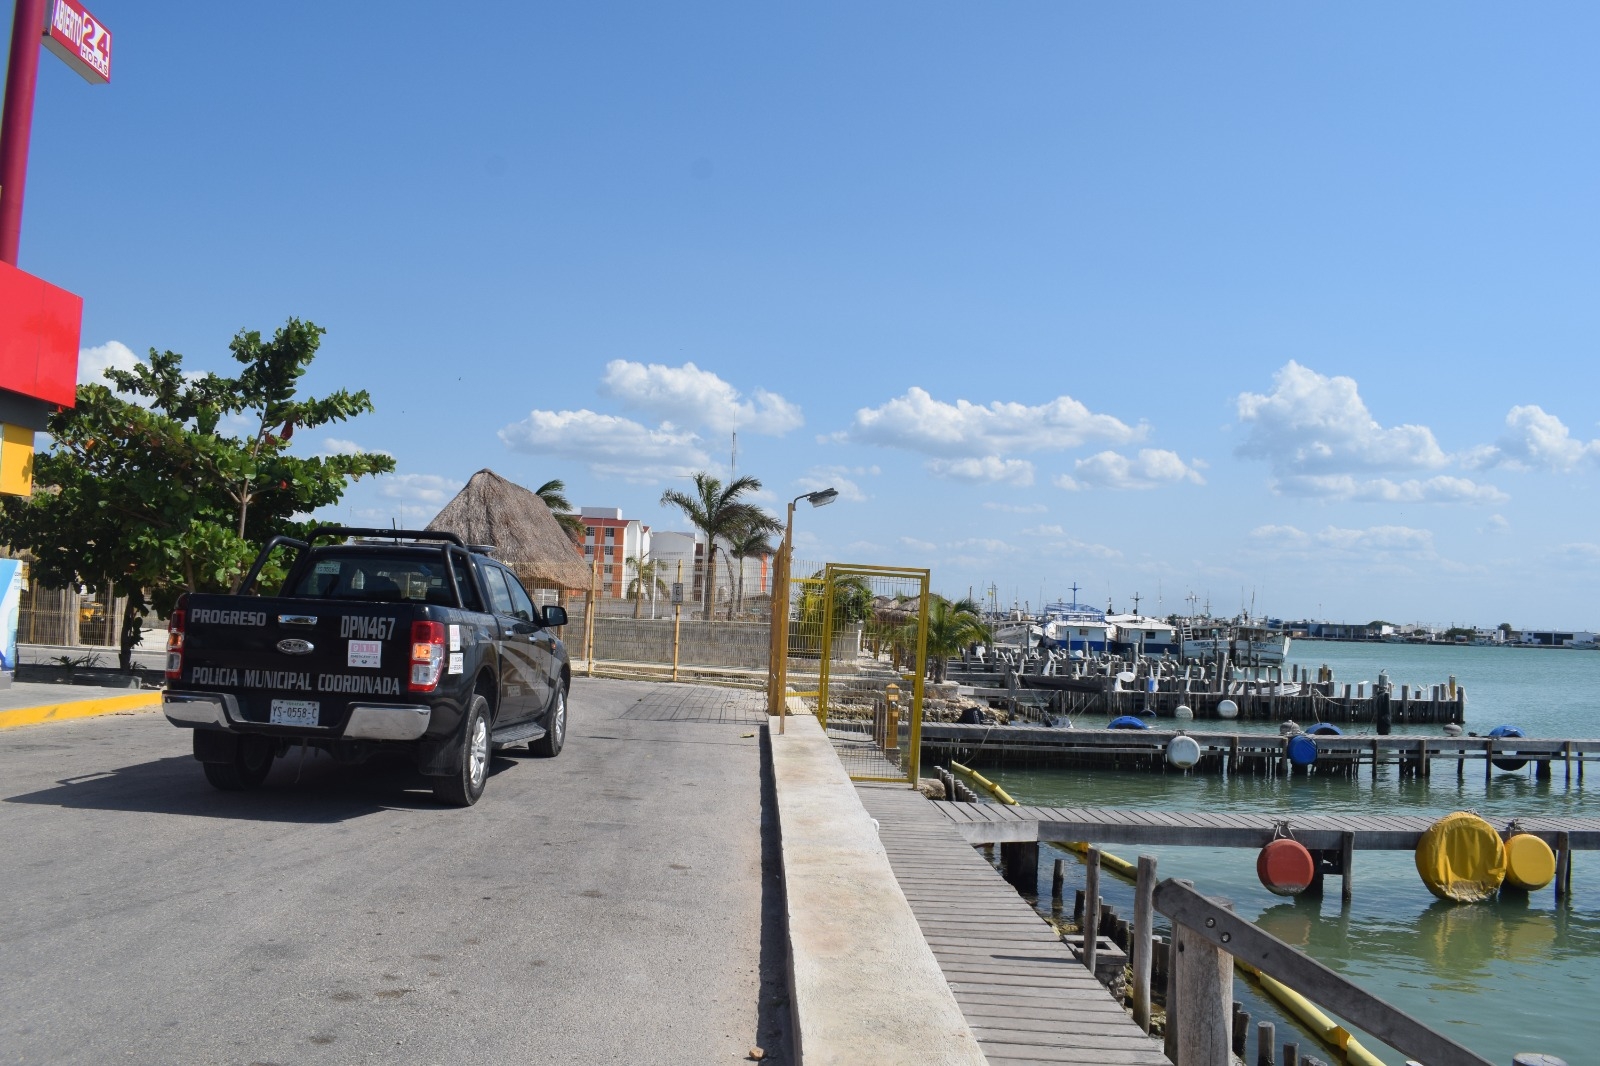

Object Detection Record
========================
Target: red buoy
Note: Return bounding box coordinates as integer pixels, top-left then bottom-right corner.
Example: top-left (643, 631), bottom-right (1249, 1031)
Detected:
top-left (1257, 839), bottom-right (1316, 896)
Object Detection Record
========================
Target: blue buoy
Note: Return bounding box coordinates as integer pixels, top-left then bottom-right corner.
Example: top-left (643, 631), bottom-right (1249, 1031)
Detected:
top-left (1287, 733), bottom-right (1319, 767)
top-left (1489, 724), bottom-right (1528, 771)
top-left (1108, 715), bottom-right (1150, 730)
top-left (1306, 723), bottom-right (1343, 737)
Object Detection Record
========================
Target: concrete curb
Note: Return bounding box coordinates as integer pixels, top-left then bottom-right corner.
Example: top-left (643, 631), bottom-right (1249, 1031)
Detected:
top-left (0, 690), bottom-right (162, 731)
top-left (768, 712), bottom-right (986, 1065)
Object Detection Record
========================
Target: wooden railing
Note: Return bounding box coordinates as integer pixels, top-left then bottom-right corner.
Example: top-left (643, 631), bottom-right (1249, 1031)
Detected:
top-left (1123, 867), bottom-right (1566, 1066)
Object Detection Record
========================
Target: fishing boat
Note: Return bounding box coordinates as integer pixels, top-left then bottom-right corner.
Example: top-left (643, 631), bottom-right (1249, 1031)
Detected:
top-left (1039, 600), bottom-right (1114, 654)
top-left (1107, 613), bottom-right (1180, 657)
top-left (1179, 618), bottom-right (1290, 665)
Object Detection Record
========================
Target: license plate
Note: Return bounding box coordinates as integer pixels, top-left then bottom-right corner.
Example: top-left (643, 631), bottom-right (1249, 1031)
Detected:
top-left (269, 699), bottom-right (320, 727)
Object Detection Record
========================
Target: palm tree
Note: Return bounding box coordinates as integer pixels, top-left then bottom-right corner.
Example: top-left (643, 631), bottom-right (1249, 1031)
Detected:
top-left (726, 512), bottom-right (781, 619)
top-left (625, 554), bottom-right (669, 618)
top-left (536, 478), bottom-right (585, 544)
top-left (923, 595), bottom-right (991, 683)
top-left (659, 472), bottom-right (766, 620)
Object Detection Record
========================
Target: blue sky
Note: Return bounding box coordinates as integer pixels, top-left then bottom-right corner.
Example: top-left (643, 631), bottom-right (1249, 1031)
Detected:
top-left (22, 2), bottom-right (1600, 626)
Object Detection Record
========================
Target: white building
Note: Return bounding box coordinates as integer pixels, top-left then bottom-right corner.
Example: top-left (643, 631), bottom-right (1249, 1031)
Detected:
top-left (576, 508), bottom-right (647, 600)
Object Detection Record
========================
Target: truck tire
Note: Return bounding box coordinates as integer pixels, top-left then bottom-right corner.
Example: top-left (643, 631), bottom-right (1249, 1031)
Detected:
top-left (530, 684), bottom-right (566, 758)
top-left (200, 735), bottom-right (275, 791)
top-left (433, 694), bottom-right (490, 807)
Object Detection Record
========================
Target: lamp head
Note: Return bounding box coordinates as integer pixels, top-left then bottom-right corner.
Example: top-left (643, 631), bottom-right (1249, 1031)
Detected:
top-left (805, 488), bottom-right (839, 508)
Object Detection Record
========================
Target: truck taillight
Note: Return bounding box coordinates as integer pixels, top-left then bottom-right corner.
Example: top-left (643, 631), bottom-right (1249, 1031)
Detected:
top-left (409, 620), bottom-right (446, 692)
top-left (166, 595), bottom-right (187, 681)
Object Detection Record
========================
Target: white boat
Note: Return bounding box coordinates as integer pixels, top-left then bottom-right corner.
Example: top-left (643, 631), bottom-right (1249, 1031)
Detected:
top-left (1107, 613), bottom-right (1180, 656)
top-left (1179, 620), bottom-right (1290, 665)
top-left (1039, 601), bottom-right (1113, 653)
top-left (990, 620), bottom-right (1042, 649)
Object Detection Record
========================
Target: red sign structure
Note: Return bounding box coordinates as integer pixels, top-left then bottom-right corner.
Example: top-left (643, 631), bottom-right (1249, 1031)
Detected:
top-left (0, 260), bottom-right (81, 408)
top-left (41, 0), bottom-right (110, 85)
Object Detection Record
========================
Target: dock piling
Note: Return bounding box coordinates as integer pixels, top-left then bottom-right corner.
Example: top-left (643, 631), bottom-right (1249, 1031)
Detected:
top-left (1082, 847), bottom-right (1100, 977)
top-left (1051, 857), bottom-right (1065, 907)
top-left (1132, 854), bottom-right (1156, 1034)
top-left (1257, 1021), bottom-right (1275, 1066)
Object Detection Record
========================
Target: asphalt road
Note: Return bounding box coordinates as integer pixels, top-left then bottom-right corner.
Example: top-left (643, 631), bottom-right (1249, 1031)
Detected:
top-left (0, 679), bottom-right (787, 1066)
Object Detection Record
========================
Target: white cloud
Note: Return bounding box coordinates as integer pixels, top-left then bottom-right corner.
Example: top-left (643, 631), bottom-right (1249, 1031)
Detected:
top-left (1233, 361), bottom-right (1508, 503)
top-left (1021, 524), bottom-right (1066, 536)
top-left (982, 501), bottom-right (1047, 514)
top-left (1055, 449), bottom-right (1205, 491)
top-left (1041, 537), bottom-right (1121, 559)
top-left (320, 437), bottom-right (393, 458)
top-left (77, 340), bottom-right (140, 385)
top-left (376, 472), bottom-right (462, 506)
top-left (498, 408), bottom-right (708, 481)
top-left (898, 536), bottom-right (937, 553)
top-left (845, 386), bottom-right (1141, 457)
top-left (1251, 523), bottom-right (1434, 555)
top-left (1273, 474), bottom-right (1507, 504)
top-left (1558, 542), bottom-right (1600, 561)
top-left (949, 537), bottom-right (1019, 555)
top-left (928, 456), bottom-right (1035, 486)
top-left (1237, 362), bottom-right (1449, 474)
top-left (600, 360), bottom-right (802, 436)
top-left (1250, 525), bottom-right (1312, 547)
top-left (796, 465), bottom-right (877, 502)
top-left (1465, 405), bottom-right (1600, 472)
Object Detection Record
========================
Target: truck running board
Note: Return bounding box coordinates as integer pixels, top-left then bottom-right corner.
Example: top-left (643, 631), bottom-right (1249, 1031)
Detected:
top-left (491, 720), bottom-right (547, 746)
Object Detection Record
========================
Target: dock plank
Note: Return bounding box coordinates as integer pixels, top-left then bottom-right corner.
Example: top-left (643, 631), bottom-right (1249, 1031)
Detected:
top-left (858, 786), bottom-right (1168, 1065)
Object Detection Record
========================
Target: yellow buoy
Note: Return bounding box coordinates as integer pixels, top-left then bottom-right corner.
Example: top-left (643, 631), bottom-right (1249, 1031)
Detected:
top-left (1503, 833), bottom-right (1557, 892)
top-left (1414, 811), bottom-right (1507, 902)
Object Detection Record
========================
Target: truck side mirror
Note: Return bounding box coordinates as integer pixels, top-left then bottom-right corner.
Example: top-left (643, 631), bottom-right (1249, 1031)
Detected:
top-left (543, 606), bottom-right (568, 628)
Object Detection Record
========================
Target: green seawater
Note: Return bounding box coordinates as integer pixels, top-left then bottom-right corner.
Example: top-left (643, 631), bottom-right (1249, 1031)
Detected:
top-left (976, 640), bottom-right (1597, 1065)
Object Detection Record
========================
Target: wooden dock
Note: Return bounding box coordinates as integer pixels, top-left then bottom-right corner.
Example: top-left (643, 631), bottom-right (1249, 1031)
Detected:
top-left (920, 722), bottom-right (1600, 779)
top-left (949, 659), bottom-right (1469, 724)
top-left (857, 784), bottom-right (1169, 1065)
top-left (930, 801), bottom-right (1600, 850)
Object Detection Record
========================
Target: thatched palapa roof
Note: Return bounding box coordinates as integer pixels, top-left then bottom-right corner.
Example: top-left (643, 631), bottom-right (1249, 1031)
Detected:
top-left (427, 469), bottom-right (592, 591)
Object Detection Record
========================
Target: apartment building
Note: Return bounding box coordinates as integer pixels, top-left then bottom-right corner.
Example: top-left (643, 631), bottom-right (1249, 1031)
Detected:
top-left (577, 508), bottom-right (647, 600)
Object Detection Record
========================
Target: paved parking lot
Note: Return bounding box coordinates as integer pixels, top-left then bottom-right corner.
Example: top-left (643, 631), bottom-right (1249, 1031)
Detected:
top-left (0, 678), bottom-right (786, 1065)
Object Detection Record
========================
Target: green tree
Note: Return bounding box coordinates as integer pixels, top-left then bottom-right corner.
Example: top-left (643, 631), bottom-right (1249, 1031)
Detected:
top-left (659, 472), bottom-right (768, 620)
top-left (536, 478), bottom-right (586, 544)
top-left (725, 512), bottom-right (781, 619)
top-left (923, 596), bottom-right (990, 683)
top-left (625, 553), bottom-right (669, 618)
top-left (0, 319), bottom-right (394, 669)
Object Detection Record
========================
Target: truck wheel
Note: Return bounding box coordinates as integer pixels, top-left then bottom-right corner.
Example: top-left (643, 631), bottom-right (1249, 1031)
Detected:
top-left (530, 685), bottom-right (566, 758)
top-left (434, 694), bottom-right (490, 807)
top-left (201, 735), bottom-right (275, 791)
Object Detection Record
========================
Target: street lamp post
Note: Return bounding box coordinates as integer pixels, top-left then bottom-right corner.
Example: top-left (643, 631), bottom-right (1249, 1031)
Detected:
top-left (768, 487), bottom-right (838, 729)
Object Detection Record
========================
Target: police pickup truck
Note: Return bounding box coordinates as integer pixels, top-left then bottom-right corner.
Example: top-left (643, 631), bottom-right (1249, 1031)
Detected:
top-left (162, 528), bottom-right (570, 806)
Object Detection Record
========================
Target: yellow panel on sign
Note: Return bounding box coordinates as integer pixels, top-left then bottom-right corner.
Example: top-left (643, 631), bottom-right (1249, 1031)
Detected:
top-left (0, 424), bottom-right (35, 495)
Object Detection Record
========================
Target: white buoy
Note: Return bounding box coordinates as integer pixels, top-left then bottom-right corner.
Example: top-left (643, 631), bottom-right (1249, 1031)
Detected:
top-left (1217, 698), bottom-right (1239, 720)
top-left (1174, 704), bottom-right (1194, 720)
top-left (1166, 735), bottom-right (1202, 769)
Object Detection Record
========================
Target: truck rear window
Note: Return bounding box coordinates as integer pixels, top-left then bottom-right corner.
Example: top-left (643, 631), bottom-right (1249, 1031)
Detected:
top-left (285, 551), bottom-right (458, 606)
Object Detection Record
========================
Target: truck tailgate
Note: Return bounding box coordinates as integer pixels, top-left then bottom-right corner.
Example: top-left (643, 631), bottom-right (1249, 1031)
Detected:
top-left (178, 596), bottom-right (417, 731)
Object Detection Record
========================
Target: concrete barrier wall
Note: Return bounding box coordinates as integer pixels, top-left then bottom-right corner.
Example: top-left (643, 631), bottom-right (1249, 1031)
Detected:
top-left (570, 616), bottom-right (866, 671)
top-left (768, 709), bottom-right (986, 1065)
top-left (589, 617), bottom-right (771, 668)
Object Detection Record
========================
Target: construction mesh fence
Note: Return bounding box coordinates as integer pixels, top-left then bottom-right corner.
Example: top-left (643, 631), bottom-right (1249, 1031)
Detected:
top-left (811, 564), bottom-right (930, 784)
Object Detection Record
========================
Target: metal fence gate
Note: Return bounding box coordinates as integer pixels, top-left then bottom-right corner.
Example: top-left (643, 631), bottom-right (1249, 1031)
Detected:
top-left (816, 563), bottom-right (930, 784)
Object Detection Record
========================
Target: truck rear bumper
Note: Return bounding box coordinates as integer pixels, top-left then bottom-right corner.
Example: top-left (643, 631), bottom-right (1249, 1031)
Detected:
top-left (163, 689), bottom-right (431, 742)
top-left (164, 691), bottom-right (239, 728)
top-left (344, 704), bottom-right (432, 741)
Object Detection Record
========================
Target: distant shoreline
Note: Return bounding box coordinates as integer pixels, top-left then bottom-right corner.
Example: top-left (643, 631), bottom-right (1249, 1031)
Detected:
top-left (1295, 637), bottom-right (1597, 651)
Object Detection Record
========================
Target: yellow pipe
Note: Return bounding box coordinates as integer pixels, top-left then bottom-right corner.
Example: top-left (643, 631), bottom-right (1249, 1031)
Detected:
top-left (949, 760), bottom-right (1018, 806)
top-left (1236, 962), bottom-right (1388, 1066)
top-left (973, 776), bottom-right (1383, 1066)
